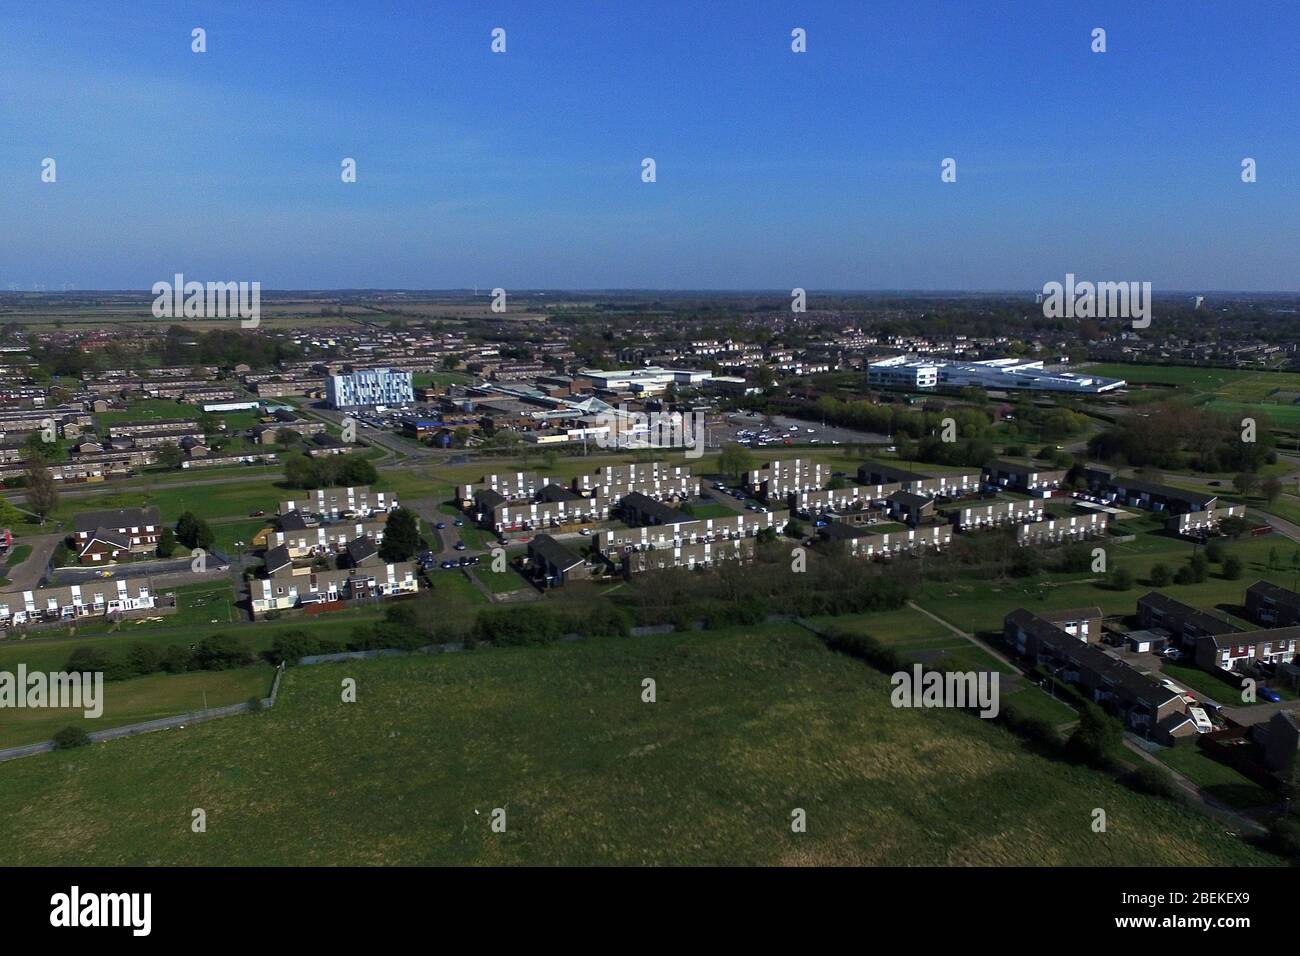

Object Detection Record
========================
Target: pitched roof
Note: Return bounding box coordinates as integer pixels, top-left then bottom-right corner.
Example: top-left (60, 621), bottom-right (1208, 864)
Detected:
top-left (73, 506), bottom-right (161, 534)
top-left (264, 545), bottom-right (293, 574)
top-left (529, 534), bottom-right (584, 572)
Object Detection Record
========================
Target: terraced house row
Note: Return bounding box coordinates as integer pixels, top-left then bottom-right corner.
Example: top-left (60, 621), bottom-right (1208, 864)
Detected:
top-left (279, 485), bottom-right (397, 520)
top-left (251, 562), bottom-right (418, 615)
top-left (1136, 588), bottom-right (1300, 675)
top-left (0, 578), bottom-right (159, 629)
top-left (818, 521), bottom-right (954, 558)
top-left (1004, 608), bottom-right (1193, 744)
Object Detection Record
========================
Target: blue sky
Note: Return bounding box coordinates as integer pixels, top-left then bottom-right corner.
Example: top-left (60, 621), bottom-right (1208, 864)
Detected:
top-left (1, 0), bottom-right (1297, 290)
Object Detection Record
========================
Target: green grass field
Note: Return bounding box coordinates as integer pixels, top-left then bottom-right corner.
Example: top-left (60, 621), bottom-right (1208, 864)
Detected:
top-left (0, 666), bottom-right (276, 750)
top-left (0, 624), bottom-right (1275, 865)
top-left (1155, 744), bottom-right (1275, 811)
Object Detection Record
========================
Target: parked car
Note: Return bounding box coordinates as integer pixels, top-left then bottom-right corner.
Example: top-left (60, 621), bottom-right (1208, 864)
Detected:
top-left (435, 521), bottom-right (447, 530)
top-left (453, 519), bottom-right (464, 527)
top-left (249, 509), bottom-right (266, 517)
top-left (1259, 687), bottom-right (1282, 703)
top-left (454, 541), bottom-right (467, 551)
top-left (440, 561), bottom-right (456, 570)
top-left (579, 528), bottom-right (592, 536)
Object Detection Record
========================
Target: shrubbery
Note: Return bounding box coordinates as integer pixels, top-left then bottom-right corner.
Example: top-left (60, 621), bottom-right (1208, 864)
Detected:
top-left (66, 635), bottom-right (253, 681)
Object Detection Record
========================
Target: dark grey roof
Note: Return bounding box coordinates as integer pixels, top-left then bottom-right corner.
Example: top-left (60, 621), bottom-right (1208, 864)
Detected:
top-left (73, 506), bottom-right (161, 533)
top-left (279, 510), bottom-right (311, 532)
top-left (888, 490), bottom-right (934, 507)
top-left (1247, 580), bottom-right (1300, 611)
top-left (622, 491), bottom-right (690, 524)
top-left (345, 535), bottom-right (378, 564)
top-left (1137, 591), bottom-right (1237, 635)
top-left (858, 461), bottom-right (927, 482)
top-left (265, 545), bottom-right (292, 574)
top-left (537, 483), bottom-right (582, 503)
top-left (529, 534), bottom-right (584, 571)
top-left (81, 526), bottom-right (132, 550)
top-left (475, 488), bottom-right (507, 511)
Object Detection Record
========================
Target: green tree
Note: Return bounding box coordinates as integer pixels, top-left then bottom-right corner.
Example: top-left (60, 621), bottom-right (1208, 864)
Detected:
top-left (1065, 702), bottom-right (1121, 769)
top-left (717, 444), bottom-right (754, 482)
top-left (1149, 563), bottom-right (1172, 588)
top-left (156, 527), bottom-right (177, 558)
top-left (379, 507), bottom-right (420, 562)
top-left (22, 456), bottom-right (58, 523)
top-left (1261, 477), bottom-right (1283, 503)
top-left (1222, 554), bottom-right (1244, 580)
top-left (339, 454), bottom-right (378, 486)
top-left (156, 441), bottom-right (184, 469)
top-left (175, 512), bottom-right (214, 551)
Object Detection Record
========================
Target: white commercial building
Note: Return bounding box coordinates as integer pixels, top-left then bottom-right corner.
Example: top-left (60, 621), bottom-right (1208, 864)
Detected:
top-left (327, 367), bottom-right (414, 409)
top-left (868, 355), bottom-right (1125, 394)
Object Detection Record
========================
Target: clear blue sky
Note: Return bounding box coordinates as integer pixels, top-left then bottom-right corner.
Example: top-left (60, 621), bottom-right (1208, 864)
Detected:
top-left (1, 0), bottom-right (1296, 291)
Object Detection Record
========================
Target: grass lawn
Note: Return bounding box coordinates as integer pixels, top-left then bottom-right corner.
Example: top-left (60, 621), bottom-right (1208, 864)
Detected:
top-left (0, 666), bottom-right (276, 750)
top-left (686, 500), bottom-right (738, 520)
top-left (95, 399), bottom-right (203, 426)
top-left (0, 607), bottom-right (389, 676)
top-left (427, 568), bottom-right (489, 607)
top-left (0, 624), bottom-right (1276, 865)
top-left (1003, 686), bottom-right (1080, 727)
top-left (474, 565), bottom-right (531, 593)
top-left (1156, 744), bottom-right (1276, 811)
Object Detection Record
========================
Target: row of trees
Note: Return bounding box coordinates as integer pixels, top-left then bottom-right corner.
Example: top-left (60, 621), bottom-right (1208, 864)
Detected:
top-left (283, 452), bottom-right (378, 490)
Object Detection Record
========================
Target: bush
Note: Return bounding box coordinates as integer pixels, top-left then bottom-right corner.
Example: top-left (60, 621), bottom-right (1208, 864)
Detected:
top-left (1123, 763), bottom-right (1179, 800)
top-left (1149, 563), bottom-right (1172, 588)
top-left (1107, 567), bottom-right (1134, 591)
top-left (1222, 554), bottom-right (1244, 580)
top-left (1205, 539), bottom-right (1226, 563)
top-left (1173, 565), bottom-right (1196, 585)
top-left (473, 606), bottom-right (565, 646)
top-left (160, 643), bottom-right (192, 673)
top-left (246, 696), bottom-right (265, 713)
top-left (1064, 702), bottom-right (1121, 769)
top-left (191, 633), bottom-right (252, 670)
top-left (52, 726), bottom-right (91, 749)
top-left (1271, 817), bottom-right (1300, 862)
top-left (266, 630), bottom-right (323, 666)
top-left (999, 701), bottom-right (1062, 750)
top-left (65, 646), bottom-right (111, 673)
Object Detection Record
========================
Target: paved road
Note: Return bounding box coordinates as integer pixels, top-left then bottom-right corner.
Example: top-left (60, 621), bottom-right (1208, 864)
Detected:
top-left (2, 532), bottom-right (61, 590)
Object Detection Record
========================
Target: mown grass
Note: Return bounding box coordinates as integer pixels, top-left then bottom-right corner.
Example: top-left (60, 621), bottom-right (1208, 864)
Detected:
top-left (0, 624), bottom-right (1279, 866)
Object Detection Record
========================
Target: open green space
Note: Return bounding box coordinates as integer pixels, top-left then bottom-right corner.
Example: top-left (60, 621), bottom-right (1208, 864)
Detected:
top-left (0, 666), bottom-right (275, 750)
top-left (1155, 744), bottom-right (1275, 811)
top-left (0, 624), bottom-right (1275, 865)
